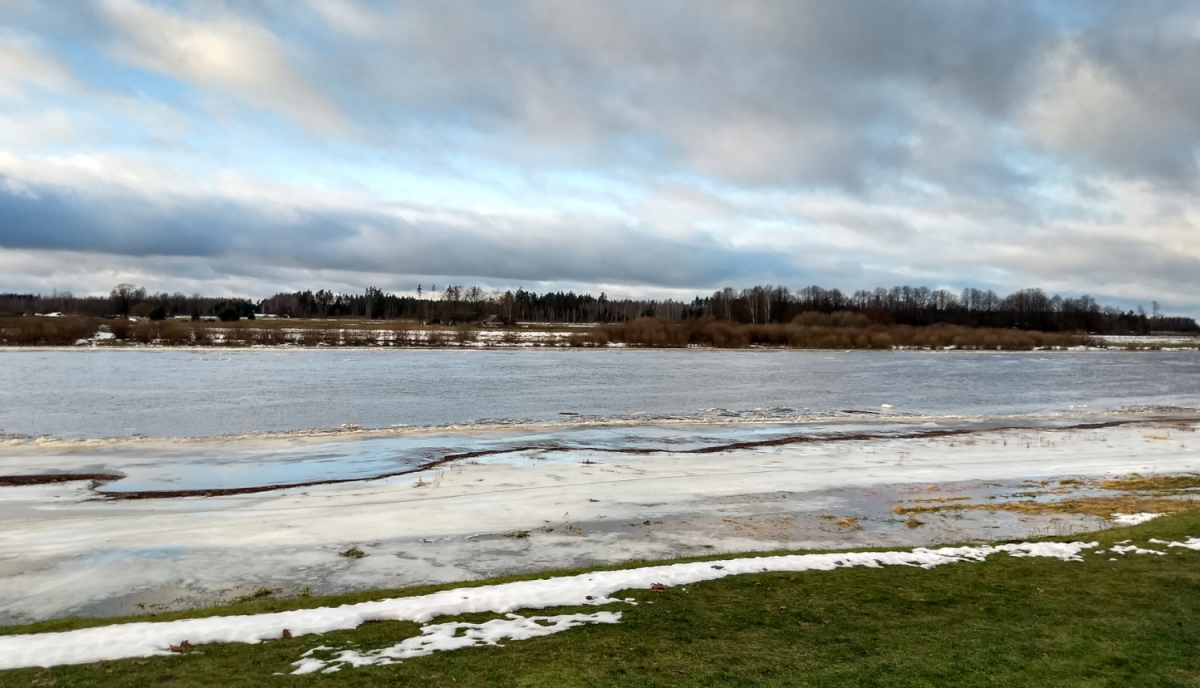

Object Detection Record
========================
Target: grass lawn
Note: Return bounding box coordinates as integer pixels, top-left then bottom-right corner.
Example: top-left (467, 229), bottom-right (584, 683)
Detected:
top-left (4, 513), bottom-right (1200, 687)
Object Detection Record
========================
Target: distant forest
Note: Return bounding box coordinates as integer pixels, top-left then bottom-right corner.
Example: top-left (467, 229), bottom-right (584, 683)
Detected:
top-left (1, 283), bottom-right (1196, 335)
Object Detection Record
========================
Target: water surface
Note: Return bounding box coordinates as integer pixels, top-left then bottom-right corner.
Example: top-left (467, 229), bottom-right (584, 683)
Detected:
top-left (2, 349), bottom-right (1197, 440)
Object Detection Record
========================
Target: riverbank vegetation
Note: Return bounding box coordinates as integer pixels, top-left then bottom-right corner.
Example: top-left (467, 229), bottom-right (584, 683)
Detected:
top-left (3, 513), bottom-right (1199, 686)
top-left (4, 279), bottom-right (1197, 349)
top-left (3, 282), bottom-right (1196, 335)
top-left (0, 313), bottom-right (1099, 350)
top-left (589, 313), bottom-right (1087, 349)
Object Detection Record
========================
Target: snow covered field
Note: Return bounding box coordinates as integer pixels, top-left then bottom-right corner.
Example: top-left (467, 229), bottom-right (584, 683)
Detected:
top-left (1, 420), bottom-right (1196, 625)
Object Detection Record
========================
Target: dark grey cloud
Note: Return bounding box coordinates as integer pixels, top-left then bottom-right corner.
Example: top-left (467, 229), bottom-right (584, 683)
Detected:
top-left (267, 0), bottom-right (1057, 189)
top-left (0, 173), bottom-right (790, 288)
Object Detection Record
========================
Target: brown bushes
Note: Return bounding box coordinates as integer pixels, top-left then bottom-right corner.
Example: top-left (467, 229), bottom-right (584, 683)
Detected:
top-left (123, 320), bottom-right (197, 345)
top-left (191, 326), bottom-right (213, 346)
top-left (0, 316), bottom-right (100, 345)
top-left (596, 314), bottom-right (1086, 350)
top-left (222, 326), bottom-right (250, 347)
top-left (0, 312), bottom-right (1087, 350)
top-left (257, 327), bottom-right (289, 346)
top-left (298, 328), bottom-right (329, 346)
top-left (107, 319), bottom-right (132, 340)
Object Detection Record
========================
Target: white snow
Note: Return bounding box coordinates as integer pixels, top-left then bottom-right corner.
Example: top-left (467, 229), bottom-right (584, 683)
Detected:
top-left (1111, 513), bottom-right (1164, 526)
top-left (291, 612), bottom-right (622, 674)
top-left (0, 540), bottom-right (1098, 670)
top-left (1151, 537), bottom-right (1200, 551)
top-left (1109, 544), bottom-right (1165, 556)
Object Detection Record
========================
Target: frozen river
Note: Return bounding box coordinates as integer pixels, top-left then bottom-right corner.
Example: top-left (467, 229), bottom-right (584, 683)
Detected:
top-left (1, 349), bottom-right (1199, 441)
top-left (2, 349), bottom-right (1199, 495)
top-left (1, 349), bottom-right (1199, 623)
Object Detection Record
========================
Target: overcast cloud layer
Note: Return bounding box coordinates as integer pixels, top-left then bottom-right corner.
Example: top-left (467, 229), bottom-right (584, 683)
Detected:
top-left (0, 1), bottom-right (1198, 311)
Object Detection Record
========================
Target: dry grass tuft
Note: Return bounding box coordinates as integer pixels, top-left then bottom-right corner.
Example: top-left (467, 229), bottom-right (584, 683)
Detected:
top-left (1099, 474), bottom-right (1200, 493)
top-left (893, 494), bottom-right (1200, 520)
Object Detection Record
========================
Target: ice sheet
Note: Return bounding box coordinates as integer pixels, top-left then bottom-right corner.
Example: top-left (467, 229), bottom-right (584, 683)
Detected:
top-left (1, 423), bottom-right (1197, 624)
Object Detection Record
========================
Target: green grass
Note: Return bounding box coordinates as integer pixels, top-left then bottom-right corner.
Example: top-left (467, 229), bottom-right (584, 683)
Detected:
top-left (5, 514), bottom-right (1200, 687)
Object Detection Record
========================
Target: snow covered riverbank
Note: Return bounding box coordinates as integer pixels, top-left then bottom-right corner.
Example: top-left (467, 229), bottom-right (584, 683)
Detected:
top-left (1, 420), bottom-right (1196, 624)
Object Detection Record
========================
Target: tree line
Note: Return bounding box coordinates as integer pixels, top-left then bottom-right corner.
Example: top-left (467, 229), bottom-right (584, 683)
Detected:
top-left (1, 283), bottom-right (1196, 335)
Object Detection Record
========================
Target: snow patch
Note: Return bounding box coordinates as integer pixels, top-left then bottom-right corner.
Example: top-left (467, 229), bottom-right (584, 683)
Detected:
top-left (1111, 513), bottom-right (1164, 526)
top-left (1109, 544), bottom-right (1165, 556)
top-left (1152, 537), bottom-right (1200, 551)
top-left (0, 541), bottom-right (1098, 670)
top-left (291, 612), bottom-right (621, 674)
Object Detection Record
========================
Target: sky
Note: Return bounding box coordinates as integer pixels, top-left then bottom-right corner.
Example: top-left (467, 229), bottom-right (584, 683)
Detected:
top-left (0, 1), bottom-right (1198, 313)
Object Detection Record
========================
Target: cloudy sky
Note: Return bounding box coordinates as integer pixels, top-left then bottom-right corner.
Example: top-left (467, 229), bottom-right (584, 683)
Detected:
top-left (1, 1), bottom-right (1198, 312)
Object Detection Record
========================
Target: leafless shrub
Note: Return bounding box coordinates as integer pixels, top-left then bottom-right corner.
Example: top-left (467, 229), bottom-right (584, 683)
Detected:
top-left (598, 314), bottom-right (1084, 350)
top-left (0, 316), bottom-right (100, 345)
top-left (158, 321), bottom-right (191, 346)
top-left (342, 329), bottom-right (373, 346)
top-left (298, 328), bottom-right (328, 346)
top-left (107, 319), bottom-right (132, 341)
top-left (131, 321), bottom-right (156, 344)
top-left (258, 327), bottom-right (288, 346)
top-left (223, 326), bottom-right (250, 347)
top-left (191, 325), bottom-right (212, 345)
top-left (389, 327), bottom-right (417, 347)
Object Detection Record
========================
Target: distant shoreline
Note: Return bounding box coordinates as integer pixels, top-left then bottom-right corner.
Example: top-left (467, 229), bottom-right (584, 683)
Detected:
top-left (3, 315), bottom-right (1199, 351)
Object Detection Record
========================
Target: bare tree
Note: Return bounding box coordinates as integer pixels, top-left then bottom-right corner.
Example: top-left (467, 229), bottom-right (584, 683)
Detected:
top-left (109, 284), bottom-right (145, 317)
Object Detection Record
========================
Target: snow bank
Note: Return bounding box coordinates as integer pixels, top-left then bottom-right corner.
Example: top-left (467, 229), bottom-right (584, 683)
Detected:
top-left (0, 541), bottom-right (1098, 670)
top-left (292, 611), bottom-right (622, 674)
top-left (1111, 512), bottom-right (1164, 526)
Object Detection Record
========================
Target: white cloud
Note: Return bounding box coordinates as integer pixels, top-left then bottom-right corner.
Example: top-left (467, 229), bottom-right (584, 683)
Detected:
top-left (99, 0), bottom-right (345, 134)
top-left (305, 0), bottom-right (382, 40)
top-left (0, 36), bottom-right (76, 99)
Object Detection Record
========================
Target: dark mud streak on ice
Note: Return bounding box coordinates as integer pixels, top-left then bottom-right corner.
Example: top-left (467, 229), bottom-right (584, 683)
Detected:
top-left (0, 473), bottom-right (121, 487)
top-left (62, 417), bottom-right (1175, 501)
